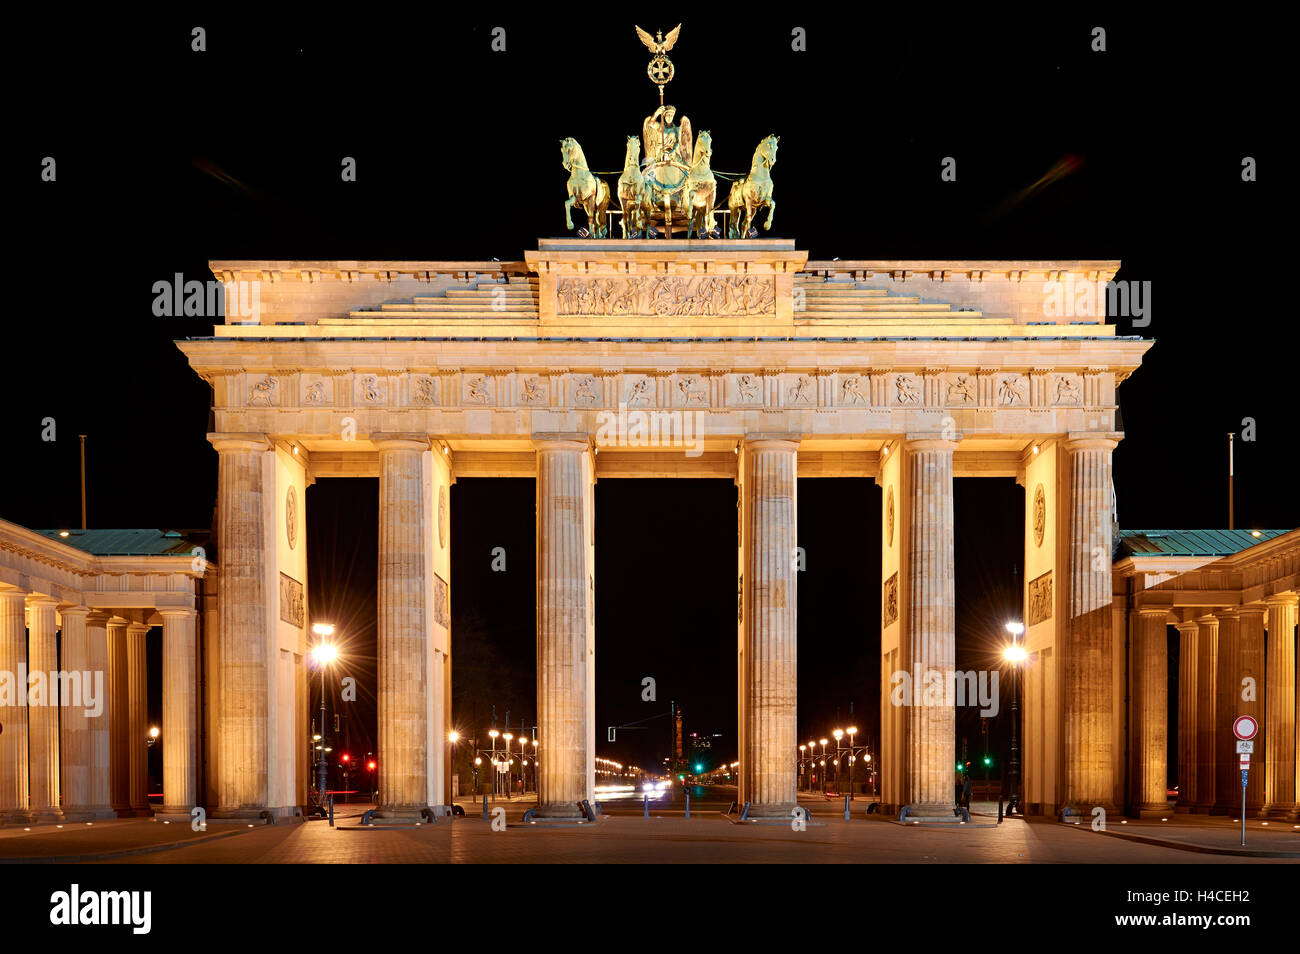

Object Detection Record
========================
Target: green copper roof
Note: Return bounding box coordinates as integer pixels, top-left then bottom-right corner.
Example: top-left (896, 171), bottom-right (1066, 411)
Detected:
top-left (1118, 529), bottom-right (1288, 558)
top-left (36, 529), bottom-right (209, 557)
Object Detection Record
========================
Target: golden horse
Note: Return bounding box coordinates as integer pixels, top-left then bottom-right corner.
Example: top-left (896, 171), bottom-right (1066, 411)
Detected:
top-left (727, 134), bottom-right (779, 238)
top-left (561, 137), bottom-right (610, 238)
top-left (683, 130), bottom-right (716, 239)
top-left (617, 136), bottom-right (652, 238)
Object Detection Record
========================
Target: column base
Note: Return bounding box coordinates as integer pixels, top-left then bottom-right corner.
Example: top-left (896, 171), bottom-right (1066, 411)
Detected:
top-left (61, 806), bottom-right (117, 822)
top-left (373, 805), bottom-right (432, 824)
top-left (0, 810), bottom-right (36, 826)
top-left (903, 801), bottom-right (955, 819)
top-left (532, 802), bottom-right (585, 820)
top-left (1192, 800), bottom-right (1216, 814)
top-left (744, 801), bottom-right (796, 820)
top-left (1133, 805), bottom-right (1171, 819)
top-left (32, 808), bottom-right (66, 823)
top-left (1257, 804), bottom-right (1296, 820)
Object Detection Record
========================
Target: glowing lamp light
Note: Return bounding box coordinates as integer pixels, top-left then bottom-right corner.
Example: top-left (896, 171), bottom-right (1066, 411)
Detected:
top-left (1004, 645), bottom-right (1028, 664)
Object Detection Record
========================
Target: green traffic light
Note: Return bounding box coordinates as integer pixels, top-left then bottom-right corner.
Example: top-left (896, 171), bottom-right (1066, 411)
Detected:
top-left (694, 763), bottom-right (702, 772)
top-left (983, 756), bottom-right (992, 766)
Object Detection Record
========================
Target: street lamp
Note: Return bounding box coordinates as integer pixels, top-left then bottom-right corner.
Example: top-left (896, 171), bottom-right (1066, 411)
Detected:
top-left (503, 733), bottom-right (514, 797)
top-left (833, 729), bottom-right (844, 794)
top-left (311, 625), bottom-right (338, 813)
top-left (1004, 621), bottom-right (1026, 816)
top-left (847, 726), bottom-right (858, 800)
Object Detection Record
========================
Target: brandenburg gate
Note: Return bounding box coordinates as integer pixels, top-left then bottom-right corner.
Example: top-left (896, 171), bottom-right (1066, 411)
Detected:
top-left (178, 240), bottom-right (1151, 820)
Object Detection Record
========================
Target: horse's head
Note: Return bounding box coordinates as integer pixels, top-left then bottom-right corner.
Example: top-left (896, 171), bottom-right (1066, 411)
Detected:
top-left (693, 130), bottom-right (713, 165)
top-left (761, 134), bottom-right (779, 166)
top-left (560, 137), bottom-right (581, 171)
top-left (625, 136), bottom-right (641, 163)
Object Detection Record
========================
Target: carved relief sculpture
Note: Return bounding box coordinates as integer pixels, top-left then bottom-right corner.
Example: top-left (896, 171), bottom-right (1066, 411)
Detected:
top-left (556, 276), bottom-right (775, 317)
top-left (248, 376), bottom-right (276, 406)
top-left (1028, 570), bottom-right (1053, 625)
top-left (279, 572), bottom-right (305, 628)
top-left (1033, 484), bottom-right (1047, 547)
top-left (882, 572), bottom-right (899, 627)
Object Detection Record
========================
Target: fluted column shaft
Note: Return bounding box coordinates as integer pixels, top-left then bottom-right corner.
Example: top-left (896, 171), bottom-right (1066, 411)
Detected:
top-left (1261, 596), bottom-right (1297, 817)
top-left (741, 440), bottom-right (798, 816)
top-left (1133, 608), bottom-right (1169, 815)
top-left (1212, 611), bottom-right (1240, 813)
top-left (58, 607), bottom-right (92, 815)
top-left (0, 590), bottom-right (31, 820)
top-left (904, 439), bottom-right (955, 815)
top-left (1238, 607), bottom-right (1267, 812)
top-left (27, 597), bottom-right (62, 819)
top-left (107, 618), bottom-right (130, 812)
top-left (84, 611), bottom-right (112, 814)
top-left (1194, 616), bottom-right (1218, 811)
top-left (376, 438), bottom-right (430, 817)
top-left (535, 439), bottom-right (593, 817)
top-left (1175, 621), bottom-right (1198, 809)
top-left (1063, 438), bottom-right (1117, 811)
top-left (160, 609), bottom-right (199, 814)
top-left (126, 622), bottom-right (150, 812)
top-left (213, 435), bottom-right (271, 814)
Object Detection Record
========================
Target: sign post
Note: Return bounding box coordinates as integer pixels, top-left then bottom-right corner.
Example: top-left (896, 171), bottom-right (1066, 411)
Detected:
top-left (1232, 715), bottom-right (1258, 846)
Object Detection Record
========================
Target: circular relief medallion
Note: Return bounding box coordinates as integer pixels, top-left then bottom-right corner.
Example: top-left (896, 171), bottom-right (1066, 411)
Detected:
top-left (1033, 484), bottom-right (1046, 548)
top-left (886, 488), bottom-right (895, 547)
top-left (438, 485), bottom-right (449, 550)
top-left (285, 485), bottom-right (298, 550)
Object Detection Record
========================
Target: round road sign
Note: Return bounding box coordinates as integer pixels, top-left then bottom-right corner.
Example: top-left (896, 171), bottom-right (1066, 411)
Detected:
top-left (1233, 715), bottom-right (1258, 741)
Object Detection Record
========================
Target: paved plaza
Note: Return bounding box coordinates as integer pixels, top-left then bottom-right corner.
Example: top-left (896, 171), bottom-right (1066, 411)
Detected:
top-left (2, 799), bottom-right (1296, 864)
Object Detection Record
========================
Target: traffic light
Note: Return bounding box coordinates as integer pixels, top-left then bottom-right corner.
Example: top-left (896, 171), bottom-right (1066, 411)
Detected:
top-left (982, 756), bottom-right (992, 767)
top-left (694, 763), bottom-right (702, 773)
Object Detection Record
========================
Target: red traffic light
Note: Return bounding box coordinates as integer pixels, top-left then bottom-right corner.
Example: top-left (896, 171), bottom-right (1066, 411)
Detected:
top-left (367, 761), bottom-right (376, 771)
top-left (341, 754), bottom-right (350, 762)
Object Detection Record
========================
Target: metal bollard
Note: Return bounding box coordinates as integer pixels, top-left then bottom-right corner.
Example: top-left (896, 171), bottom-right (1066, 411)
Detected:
top-left (643, 794), bottom-right (649, 818)
top-left (685, 793), bottom-right (690, 820)
top-left (329, 795), bottom-right (335, 828)
top-left (483, 796), bottom-right (489, 820)
top-left (844, 795), bottom-right (850, 821)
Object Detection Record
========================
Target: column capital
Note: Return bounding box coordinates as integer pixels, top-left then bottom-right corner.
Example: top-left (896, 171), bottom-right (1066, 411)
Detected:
top-left (58, 604), bottom-right (91, 620)
top-left (26, 594), bottom-right (60, 609)
top-left (1136, 604), bottom-right (1171, 619)
top-left (744, 437), bottom-right (801, 452)
top-left (532, 434), bottom-right (589, 453)
top-left (0, 587), bottom-right (28, 606)
top-left (1213, 607), bottom-right (1240, 621)
top-left (904, 437), bottom-right (958, 453)
top-left (1174, 619), bottom-right (1200, 634)
top-left (156, 606), bottom-right (198, 619)
top-left (1236, 603), bottom-right (1268, 619)
top-left (1264, 591), bottom-right (1300, 608)
top-left (1064, 432), bottom-right (1122, 452)
top-left (372, 433), bottom-right (431, 452)
top-left (85, 609), bottom-right (112, 626)
top-left (208, 432), bottom-right (271, 453)
top-left (125, 621), bottom-right (152, 636)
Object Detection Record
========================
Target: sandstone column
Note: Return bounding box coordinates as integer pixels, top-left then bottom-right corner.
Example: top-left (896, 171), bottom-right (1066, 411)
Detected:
top-left (1132, 607), bottom-right (1169, 816)
top-left (0, 589), bottom-right (31, 822)
top-left (27, 596), bottom-right (63, 820)
top-left (160, 608), bottom-right (199, 816)
top-left (741, 439), bottom-right (799, 817)
top-left (57, 606), bottom-right (92, 818)
top-left (1062, 437), bottom-right (1117, 813)
top-left (1261, 594), bottom-right (1298, 818)
top-left (1211, 610), bottom-right (1240, 814)
top-left (375, 436), bottom-right (430, 820)
top-left (1193, 615), bottom-right (1218, 812)
top-left (904, 439), bottom-right (956, 817)
top-left (126, 621), bottom-right (150, 813)
top-left (84, 611), bottom-right (112, 816)
top-left (107, 616), bottom-right (130, 813)
top-left (1174, 620), bottom-right (1198, 810)
top-left (1238, 606), bottom-right (1267, 812)
top-left (534, 438), bottom-right (594, 818)
top-left (211, 434), bottom-right (272, 816)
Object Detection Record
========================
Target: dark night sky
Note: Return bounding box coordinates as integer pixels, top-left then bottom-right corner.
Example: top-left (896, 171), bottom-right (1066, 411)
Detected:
top-left (8, 13), bottom-right (1292, 776)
